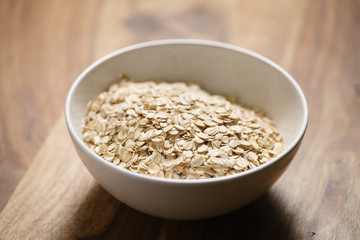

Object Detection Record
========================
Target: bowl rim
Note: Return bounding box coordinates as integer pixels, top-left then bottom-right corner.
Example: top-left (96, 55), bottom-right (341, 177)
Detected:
top-left (65, 38), bottom-right (309, 185)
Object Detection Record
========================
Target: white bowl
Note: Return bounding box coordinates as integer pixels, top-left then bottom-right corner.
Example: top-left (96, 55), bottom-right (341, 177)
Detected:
top-left (65, 39), bottom-right (308, 220)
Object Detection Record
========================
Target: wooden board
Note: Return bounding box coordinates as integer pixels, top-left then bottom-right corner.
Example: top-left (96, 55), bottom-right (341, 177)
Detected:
top-left (0, 116), bottom-right (358, 239)
top-left (1, 0), bottom-right (360, 239)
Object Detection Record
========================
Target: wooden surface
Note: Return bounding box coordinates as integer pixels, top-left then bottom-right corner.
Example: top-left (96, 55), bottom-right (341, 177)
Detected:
top-left (0, 0), bottom-right (359, 239)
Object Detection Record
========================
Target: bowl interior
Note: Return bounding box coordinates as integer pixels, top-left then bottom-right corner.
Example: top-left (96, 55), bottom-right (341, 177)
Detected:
top-left (67, 41), bottom-right (307, 152)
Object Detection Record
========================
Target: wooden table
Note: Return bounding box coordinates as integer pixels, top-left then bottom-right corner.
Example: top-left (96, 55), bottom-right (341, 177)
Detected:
top-left (1, 0), bottom-right (359, 239)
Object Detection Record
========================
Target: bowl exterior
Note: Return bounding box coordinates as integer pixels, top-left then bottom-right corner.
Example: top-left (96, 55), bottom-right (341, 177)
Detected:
top-left (65, 39), bottom-right (308, 220)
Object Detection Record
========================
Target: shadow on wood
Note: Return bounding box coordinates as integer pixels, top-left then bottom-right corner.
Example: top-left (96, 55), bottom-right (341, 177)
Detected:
top-left (60, 183), bottom-right (121, 239)
top-left (64, 184), bottom-right (298, 239)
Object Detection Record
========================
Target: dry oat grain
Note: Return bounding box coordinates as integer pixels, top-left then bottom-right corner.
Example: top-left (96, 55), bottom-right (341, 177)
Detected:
top-left (82, 75), bottom-right (284, 179)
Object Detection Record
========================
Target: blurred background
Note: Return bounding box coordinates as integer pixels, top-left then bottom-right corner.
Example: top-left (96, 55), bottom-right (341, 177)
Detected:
top-left (1, 0), bottom-right (359, 239)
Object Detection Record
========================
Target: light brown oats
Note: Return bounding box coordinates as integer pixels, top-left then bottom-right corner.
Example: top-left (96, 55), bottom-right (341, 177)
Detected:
top-left (82, 76), bottom-right (284, 179)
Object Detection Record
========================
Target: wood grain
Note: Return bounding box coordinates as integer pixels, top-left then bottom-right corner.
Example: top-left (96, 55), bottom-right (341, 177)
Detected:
top-left (1, 0), bottom-right (360, 239)
top-left (0, 0), bottom-right (99, 209)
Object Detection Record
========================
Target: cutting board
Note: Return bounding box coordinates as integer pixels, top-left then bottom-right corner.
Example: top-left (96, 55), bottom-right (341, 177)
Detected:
top-left (1, 115), bottom-right (359, 239)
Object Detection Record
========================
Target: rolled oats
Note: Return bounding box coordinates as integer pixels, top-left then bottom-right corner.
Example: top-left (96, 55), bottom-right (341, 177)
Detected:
top-left (82, 75), bottom-right (284, 179)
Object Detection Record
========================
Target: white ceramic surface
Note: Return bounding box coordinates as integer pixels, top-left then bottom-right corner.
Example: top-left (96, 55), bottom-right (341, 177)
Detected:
top-left (65, 39), bottom-right (308, 220)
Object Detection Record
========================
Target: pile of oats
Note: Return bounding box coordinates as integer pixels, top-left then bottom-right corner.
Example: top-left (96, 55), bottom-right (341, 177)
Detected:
top-left (82, 76), bottom-right (284, 179)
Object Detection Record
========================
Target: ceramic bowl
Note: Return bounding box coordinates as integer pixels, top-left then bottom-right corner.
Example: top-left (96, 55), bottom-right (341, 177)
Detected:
top-left (65, 39), bottom-right (308, 220)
